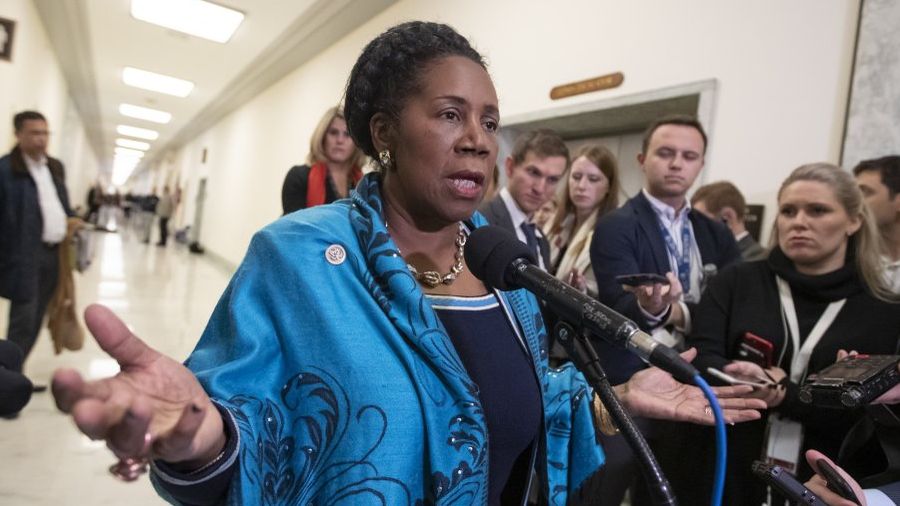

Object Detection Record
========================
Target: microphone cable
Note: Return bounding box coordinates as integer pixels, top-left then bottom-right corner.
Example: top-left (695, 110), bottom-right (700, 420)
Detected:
top-left (693, 374), bottom-right (727, 506)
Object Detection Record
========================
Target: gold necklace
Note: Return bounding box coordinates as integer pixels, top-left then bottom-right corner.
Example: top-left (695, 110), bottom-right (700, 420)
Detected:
top-left (394, 223), bottom-right (467, 288)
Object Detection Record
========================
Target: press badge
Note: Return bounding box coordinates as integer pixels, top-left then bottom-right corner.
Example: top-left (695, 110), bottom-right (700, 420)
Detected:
top-left (764, 413), bottom-right (804, 473)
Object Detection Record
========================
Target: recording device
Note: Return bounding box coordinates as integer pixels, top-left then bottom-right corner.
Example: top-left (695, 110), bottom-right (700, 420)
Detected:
top-left (736, 332), bottom-right (774, 368)
top-left (751, 460), bottom-right (827, 506)
top-left (815, 458), bottom-right (861, 505)
top-left (465, 226), bottom-right (699, 384)
top-left (799, 354), bottom-right (900, 409)
top-left (615, 273), bottom-right (669, 287)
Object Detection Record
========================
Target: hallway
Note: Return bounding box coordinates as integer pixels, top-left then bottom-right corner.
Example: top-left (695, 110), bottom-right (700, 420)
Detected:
top-left (0, 227), bottom-right (233, 505)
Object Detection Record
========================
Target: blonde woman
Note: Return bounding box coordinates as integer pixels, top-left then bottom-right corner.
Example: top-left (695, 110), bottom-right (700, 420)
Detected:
top-left (281, 106), bottom-right (367, 214)
top-left (680, 163), bottom-right (900, 505)
top-left (544, 144), bottom-right (620, 297)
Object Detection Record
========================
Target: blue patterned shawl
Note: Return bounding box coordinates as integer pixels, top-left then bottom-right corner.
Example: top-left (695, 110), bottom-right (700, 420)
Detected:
top-left (161, 173), bottom-right (603, 505)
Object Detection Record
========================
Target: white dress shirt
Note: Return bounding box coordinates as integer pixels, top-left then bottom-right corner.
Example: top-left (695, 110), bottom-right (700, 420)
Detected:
top-left (639, 189), bottom-right (703, 345)
top-left (25, 154), bottom-right (67, 244)
top-left (499, 187), bottom-right (547, 270)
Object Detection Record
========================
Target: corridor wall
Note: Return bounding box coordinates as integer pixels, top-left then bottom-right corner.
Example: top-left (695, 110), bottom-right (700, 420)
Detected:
top-left (173, 0), bottom-right (860, 266)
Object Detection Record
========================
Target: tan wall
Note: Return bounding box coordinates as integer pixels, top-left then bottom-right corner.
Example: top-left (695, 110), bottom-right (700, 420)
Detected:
top-left (171, 0), bottom-right (860, 265)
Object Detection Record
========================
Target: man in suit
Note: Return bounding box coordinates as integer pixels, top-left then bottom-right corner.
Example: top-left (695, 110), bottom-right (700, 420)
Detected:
top-left (587, 115), bottom-right (740, 506)
top-left (0, 111), bottom-right (78, 384)
top-left (479, 129), bottom-right (568, 270)
top-left (854, 155), bottom-right (900, 293)
top-left (692, 180), bottom-right (768, 262)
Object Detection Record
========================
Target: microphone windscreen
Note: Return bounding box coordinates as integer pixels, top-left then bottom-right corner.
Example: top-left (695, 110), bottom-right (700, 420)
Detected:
top-left (465, 226), bottom-right (536, 290)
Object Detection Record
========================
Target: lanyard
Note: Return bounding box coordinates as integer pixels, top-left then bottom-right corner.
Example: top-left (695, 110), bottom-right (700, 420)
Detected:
top-left (659, 218), bottom-right (693, 293)
top-left (776, 277), bottom-right (846, 382)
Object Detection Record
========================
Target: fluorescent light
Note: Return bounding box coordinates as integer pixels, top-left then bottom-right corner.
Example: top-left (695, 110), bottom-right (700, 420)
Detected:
top-left (119, 103), bottom-right (171, 124)
top-left (131, 0), bottom-right (244, 43)
top-left (115, 147), bottom-right (145, 158)
top-left (123, 67), bottom-right (194, 97)
top-left (116, 138), bottom-right (150, 151)
top-left (117, 125), bottom-right (159, 140)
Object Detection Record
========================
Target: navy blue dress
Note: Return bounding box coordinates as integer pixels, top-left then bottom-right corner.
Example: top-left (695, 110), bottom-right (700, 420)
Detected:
top-left (427, 293), bottom-right (543, 505)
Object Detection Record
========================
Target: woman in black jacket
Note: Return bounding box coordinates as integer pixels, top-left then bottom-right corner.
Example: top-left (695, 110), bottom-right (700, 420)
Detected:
top-left (671, 163), bottom-right (900, 505)
top-left (280, 106), bottom-right (367, 214)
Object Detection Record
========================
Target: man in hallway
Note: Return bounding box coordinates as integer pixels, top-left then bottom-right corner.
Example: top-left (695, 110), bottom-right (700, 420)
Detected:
top-left (479, 129), bottom-right (568, 270)
top-left (588, 115), bottom-right (740, 505)
top-left (156, 185), bottom-right (175, 247)
top-left (854, 155), bottom-right (900, 293)
top-left (0, 111), bottom-right (78, 382)
top-left (691, 180), bottom-right (767, 261)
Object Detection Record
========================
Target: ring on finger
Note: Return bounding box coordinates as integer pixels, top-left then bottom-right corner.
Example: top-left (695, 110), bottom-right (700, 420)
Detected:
top-left (109, 432), bottom-right (151, 482)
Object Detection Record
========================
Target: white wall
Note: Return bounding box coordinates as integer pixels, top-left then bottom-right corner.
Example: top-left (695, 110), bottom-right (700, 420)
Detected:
top-left (172, 0), bottom-right (860, 265)
top-left (0, 0), bottom-right (97, 208)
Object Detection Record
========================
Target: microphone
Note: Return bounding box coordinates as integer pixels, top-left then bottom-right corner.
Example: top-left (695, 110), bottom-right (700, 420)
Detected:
top-left (465, 225), bottom-right (698, 384)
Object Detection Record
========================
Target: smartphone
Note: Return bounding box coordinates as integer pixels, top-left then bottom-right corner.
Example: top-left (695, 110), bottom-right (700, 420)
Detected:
top-left (737, 332), bottom-right (774, 368)
top-left (615, 273), bottom-right (669, 287)
top-left (751, 460), bottom-right (828, 506)
top-left (815, 458), bottom-right (861, 505)
top-left (707, 367), bottom-right (774, 389)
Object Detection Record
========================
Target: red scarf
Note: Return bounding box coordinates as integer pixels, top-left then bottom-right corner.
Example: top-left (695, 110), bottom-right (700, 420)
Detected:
top-left (306, 162), bottom-right (363, 207)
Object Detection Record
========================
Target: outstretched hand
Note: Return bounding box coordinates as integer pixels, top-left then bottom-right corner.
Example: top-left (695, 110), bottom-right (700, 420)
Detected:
top-left (616, 348), bottom-right (767, 425)
top-left (52, 304), bottom-right (225, 469)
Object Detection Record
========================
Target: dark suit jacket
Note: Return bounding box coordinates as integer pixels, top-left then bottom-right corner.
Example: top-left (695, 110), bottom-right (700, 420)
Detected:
top-left (589, 191), bottom-right (740, 384)
top-left (478, 194), bottom-right (551, 269)
top-left (0, 146), bottom-right (74, 301)
top-left (281, 164), bottom-right (338, 215)
top-left (738, 233), bottom-right (768, 261)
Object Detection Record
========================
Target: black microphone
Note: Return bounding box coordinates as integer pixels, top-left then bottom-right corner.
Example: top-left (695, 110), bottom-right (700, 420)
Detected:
top-left (465, 225), bottom-right (699, 384)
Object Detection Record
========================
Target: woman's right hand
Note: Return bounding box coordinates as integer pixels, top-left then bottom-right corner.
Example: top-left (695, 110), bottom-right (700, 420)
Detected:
top-left (52, 304), bottom-right (226, 470)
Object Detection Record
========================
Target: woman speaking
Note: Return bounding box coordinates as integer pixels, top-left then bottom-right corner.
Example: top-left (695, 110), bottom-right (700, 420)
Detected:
top-left (51, 22), bottom-right (763, 505)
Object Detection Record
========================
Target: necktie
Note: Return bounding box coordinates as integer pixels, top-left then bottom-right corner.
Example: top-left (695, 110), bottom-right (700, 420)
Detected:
top-left (520, 221), bottom-right (540, 261)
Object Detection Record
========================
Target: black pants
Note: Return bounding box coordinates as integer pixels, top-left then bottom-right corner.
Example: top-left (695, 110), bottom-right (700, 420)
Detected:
top-left (0, 340), bottom-right (32, 416)
top-left (6, 244), bottom-right (59, 365)
top-left (158, 217), bottom-right (170, 245)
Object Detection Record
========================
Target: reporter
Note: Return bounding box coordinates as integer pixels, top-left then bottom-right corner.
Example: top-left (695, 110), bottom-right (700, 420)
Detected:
top-left (679, 163), bottom-right (900, 505)
top-left (544, 144), bottom-right (620, 297)
top-left (280, 106), bottom-right (366, 214)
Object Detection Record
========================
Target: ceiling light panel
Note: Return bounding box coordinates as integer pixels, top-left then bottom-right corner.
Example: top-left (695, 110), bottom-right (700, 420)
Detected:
top-left (116, 138), bottom-right (151, 151)
top-left (119, 103), bottom-right (172, 124)
top-left (122, 67), bottom-right (194, 97)
top-left (117, 125), bottom-right (159, 140)
top-left (131, 0), bottom-right (245, 43)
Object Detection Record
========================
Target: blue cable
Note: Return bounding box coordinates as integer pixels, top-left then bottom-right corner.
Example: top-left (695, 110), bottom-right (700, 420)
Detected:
top-left (694, 374), bottom-right (726, 506)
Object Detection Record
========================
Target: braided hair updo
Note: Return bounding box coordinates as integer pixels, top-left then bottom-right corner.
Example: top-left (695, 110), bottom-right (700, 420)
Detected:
top-left (343, 21), bottom-right (486, 159)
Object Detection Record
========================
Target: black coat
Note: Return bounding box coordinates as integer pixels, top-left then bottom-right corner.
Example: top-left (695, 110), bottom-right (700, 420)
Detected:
top-left (589, 191), bottom-right (741, 384)
top-left (669, 258), bottom-right (900, 505)
top-left (0, 146), bottom-right (74, 301)
top-left (281, 164), bottom-right (340, 215)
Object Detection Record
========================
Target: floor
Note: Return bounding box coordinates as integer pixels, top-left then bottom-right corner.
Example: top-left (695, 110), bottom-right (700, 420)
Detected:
top-left (0, 216), bottom-right (232, 505)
